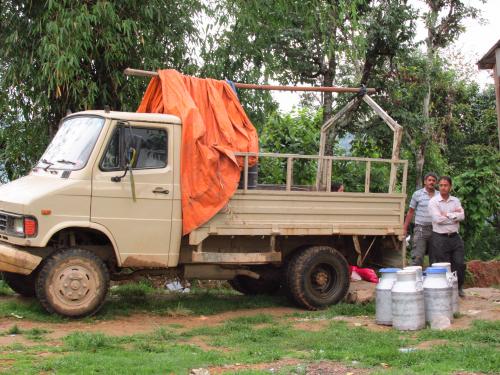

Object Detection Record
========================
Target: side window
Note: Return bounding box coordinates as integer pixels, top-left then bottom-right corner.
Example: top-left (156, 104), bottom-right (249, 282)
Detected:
top-left (130, 128), bottom-right (168, 169)
top-left (100, 127), bottom-right (122, 171)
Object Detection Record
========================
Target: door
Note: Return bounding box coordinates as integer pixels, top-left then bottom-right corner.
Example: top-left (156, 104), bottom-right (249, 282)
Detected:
top-left (91, 120), bottom-right (174, 267)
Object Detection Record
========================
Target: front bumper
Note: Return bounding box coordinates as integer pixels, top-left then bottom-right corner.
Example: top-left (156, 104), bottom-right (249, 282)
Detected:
top-left (0, 241), bottom-right (42, 275)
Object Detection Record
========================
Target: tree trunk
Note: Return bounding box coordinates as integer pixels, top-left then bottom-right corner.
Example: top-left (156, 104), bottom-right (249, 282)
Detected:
top-left (415, 142), bottom-right (426, 188)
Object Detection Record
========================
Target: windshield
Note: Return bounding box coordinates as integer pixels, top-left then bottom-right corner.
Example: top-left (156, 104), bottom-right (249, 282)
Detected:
top-left (38, 116), bottom-right (105, 171)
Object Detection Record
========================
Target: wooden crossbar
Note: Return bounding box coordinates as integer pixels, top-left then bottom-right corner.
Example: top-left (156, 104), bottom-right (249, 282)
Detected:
top-left (124, 68), bottom-right (376, 94)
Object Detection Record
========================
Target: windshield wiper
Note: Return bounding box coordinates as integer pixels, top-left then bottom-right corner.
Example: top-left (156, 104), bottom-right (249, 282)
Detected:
top-left (41, 158), bottom-right (54, 171)
top-left (56, 159), bottom-right (77, 165)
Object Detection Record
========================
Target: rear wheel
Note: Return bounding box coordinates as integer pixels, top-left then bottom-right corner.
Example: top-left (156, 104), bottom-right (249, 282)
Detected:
top-left (286, 246), bottom-right (350, 310)
top-left (35, 248), bottom-right (109, 318)
top-left (1, 271), bottom-right (37, 297)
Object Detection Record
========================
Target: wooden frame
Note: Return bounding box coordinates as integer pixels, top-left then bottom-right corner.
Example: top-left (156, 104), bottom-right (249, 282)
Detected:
top-left (317, 94), bottom-right (404, 192)
top-left (236, 152), bottom-right (408, 195)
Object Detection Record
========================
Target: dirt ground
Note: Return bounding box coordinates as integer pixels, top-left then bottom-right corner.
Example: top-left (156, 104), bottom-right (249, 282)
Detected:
top-left (466, 260), bottom-right (500, 288)
top-left (0, 282), bottom-right (498, 347)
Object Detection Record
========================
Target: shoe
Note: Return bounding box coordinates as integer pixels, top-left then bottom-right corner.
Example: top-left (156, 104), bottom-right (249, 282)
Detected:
top-left (458, 288), bottom-right (465, 298)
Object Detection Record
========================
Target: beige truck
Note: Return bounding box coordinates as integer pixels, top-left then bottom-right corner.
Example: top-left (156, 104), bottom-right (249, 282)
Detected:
top-left (0, 108), bottom-right (408, 317)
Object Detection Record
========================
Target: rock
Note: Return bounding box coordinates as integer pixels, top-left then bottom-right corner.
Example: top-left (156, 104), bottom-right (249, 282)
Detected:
top-left (430, 315), bottom-right (451, 330)
top-left (345, 280), bottom-right (376, 304)
top-left (190, 368), bottom-right (210, 375)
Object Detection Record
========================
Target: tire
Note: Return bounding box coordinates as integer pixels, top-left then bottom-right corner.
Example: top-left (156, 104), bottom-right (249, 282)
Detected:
top-left (286, 246), bottom-right (350, 310)
top-left (1, 271), bottom-right (37, 297)
top-left (35, 248), bottom-right (110, 318)
top-left (229, 275), bottom-right (281, 295)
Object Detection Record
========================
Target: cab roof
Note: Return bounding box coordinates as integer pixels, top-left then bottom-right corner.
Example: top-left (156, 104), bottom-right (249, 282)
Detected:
top-left (65, 110), bottom-right (182, 125)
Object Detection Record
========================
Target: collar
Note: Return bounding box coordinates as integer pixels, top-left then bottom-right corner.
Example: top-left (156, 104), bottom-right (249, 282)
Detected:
top-left (438, 195), bottom-right (455, 202)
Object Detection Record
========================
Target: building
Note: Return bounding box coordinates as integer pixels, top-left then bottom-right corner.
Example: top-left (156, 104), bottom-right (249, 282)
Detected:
top-left (477, 39), bottom-right (500, 149)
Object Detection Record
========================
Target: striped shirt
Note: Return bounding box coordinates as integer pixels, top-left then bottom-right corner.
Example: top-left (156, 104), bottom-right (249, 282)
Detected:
top-left (409, 188), bottom-right (440, 225)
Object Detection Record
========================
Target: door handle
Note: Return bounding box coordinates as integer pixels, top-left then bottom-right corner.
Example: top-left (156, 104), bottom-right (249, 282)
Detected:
top-left (152, 187), bottom-right (170, 195)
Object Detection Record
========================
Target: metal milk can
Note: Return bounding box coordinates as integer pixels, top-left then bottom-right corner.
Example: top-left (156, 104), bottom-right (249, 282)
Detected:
top-left (376, 268), bottom-right (401, 325)
top-left (423, 267), bottom-right (453, 327)
top-left (391, 269), bottom-right (425, 331)
top-left (404, 265), bottom-right (423, 282)
top-left (432, 262), bottom-right (459, 314)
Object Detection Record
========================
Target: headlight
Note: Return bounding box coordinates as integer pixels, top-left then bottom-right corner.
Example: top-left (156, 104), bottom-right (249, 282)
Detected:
top-left (11, 217), bottom-right (24, 235)
top-left (3, 214), bottom-right (37, 238)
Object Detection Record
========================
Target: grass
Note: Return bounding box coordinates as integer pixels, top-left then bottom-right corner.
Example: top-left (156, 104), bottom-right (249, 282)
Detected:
top-left (0, 280), bottom-right (14, 296)
top-left (0, 282), bottom-right (284, 322)
top-left (0, 315), bottom-right (498, 374)
top-left (0, 281), bottom-right (498, 374)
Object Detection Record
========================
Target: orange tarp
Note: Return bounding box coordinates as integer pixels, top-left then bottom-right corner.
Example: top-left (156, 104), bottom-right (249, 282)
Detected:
top-left (137, 70), bottom-right (259, 234)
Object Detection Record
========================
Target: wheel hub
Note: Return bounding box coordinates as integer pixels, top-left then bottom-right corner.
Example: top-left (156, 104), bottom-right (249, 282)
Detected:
top-left (314, 271), bottom-right (329, 287)
top-left (55, 267), bottom-right (92, 302)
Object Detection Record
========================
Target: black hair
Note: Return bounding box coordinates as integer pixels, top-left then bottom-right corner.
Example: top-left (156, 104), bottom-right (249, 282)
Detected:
top-left (423, 172), bottom-right (438, 182)
top-left (438, 175), bottom-right (452, 185)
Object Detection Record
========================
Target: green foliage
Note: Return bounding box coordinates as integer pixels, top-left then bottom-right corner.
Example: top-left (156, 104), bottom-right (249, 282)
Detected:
top-left (454, 145), bottom-right (500, 260)
top-left (258, 109), bottom-right (321, 186)
top-left (204, 0), bottom-right (415, 122)
top-left (0, 0), bottom-right (203, 181)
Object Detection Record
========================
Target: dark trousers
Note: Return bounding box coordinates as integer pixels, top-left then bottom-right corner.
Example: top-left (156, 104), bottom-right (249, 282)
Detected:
top-left (411, 224), bottom-right (433, 267)
top-left (430, 232), bottom-right (466, 288)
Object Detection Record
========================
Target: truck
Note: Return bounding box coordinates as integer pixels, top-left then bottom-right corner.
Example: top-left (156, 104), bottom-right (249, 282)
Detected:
top-left (0, 107), bottom-right (408, 317)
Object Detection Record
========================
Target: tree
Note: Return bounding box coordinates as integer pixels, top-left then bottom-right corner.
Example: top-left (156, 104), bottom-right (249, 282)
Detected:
top-left (0, 0), bottom-right (203, 181)
top-left (414, 0), bottom-right (482, 187)
top-left (204, 0), bottom-right (414, 129)
top-left (454, 145), bottom-right (500, 260)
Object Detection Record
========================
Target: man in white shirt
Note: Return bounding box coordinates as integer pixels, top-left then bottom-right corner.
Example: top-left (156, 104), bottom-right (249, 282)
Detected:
top-left (428, 176), bottom-right (466, 296)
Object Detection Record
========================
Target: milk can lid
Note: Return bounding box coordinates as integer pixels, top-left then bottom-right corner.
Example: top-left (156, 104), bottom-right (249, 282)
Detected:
top-left (425, 266), bottom-right (447, 274)
top-left (379, 268), bottom-right (401, 273)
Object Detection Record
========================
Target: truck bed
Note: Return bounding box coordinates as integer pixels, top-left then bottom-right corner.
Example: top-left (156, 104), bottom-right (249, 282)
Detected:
top-left (189, 189), bottom-right (405, 245)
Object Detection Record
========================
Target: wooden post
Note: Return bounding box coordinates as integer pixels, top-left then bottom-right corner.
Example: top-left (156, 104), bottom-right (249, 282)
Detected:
top-left (243, 155), bottom-right (249, 192)
top-left (316, 97), bottom-right (361, 190)
top-left (365, 161), bottom-right (371, 193)
top-left (362, 95), bottom-right (403, 193)
top-left (494, 50), bottom-right (500, 150)
top-left (286, 157), bottom-right (293, 191)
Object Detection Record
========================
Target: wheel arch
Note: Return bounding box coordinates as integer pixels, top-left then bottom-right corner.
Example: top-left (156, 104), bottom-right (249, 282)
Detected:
top-left (42, 222), bottom-right (121, 267)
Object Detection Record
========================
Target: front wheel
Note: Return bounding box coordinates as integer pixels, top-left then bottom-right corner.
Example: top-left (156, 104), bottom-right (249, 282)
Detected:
top-left (286, 246), bottom-right (350, 310)
top-left (35, 248), bottom-right (110, 318)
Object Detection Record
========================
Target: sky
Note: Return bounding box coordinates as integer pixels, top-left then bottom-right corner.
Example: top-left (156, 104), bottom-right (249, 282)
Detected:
top-left (276, 0), bottom-right (500, 112)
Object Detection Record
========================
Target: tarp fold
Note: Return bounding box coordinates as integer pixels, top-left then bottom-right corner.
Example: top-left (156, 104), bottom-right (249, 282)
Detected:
top-left (137, 70), bottom-right (258, 234)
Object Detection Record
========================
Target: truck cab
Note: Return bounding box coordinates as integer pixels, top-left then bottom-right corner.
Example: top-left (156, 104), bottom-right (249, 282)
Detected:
top-left (0, 111), bottom-right (183, 316)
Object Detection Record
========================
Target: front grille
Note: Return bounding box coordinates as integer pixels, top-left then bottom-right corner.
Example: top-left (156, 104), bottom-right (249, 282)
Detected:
top-left (0, 213), bottom-right (6, 233)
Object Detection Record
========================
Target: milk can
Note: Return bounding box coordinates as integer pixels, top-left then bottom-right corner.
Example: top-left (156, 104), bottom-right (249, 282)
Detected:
top-left (404, 266), bottom-right (423, 283)
top-left (432, 262), bottom-right (459, 314)
top-left (423, 267), bottom-right (453, 328)
top-left (391, 269), bottom-right (425, 331)
top-left (376, 268), bottom-right (401, 325)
